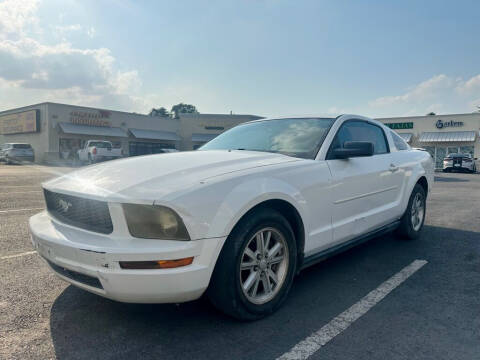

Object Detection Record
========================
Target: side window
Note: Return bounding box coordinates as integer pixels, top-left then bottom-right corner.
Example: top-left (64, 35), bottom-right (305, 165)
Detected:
top-left (330, 120), bottom-right (389, 156)
top-left (391, 131), bottom-right (409, 151)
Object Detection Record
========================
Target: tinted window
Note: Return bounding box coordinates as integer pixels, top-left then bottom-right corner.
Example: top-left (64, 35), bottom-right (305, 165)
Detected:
top-left (391, 131), bottom-right (409, 151)
top-left (90, 142), bottom-right (111, 148)
top-left (330, 121), bottom-right (388, 155)
top-left (12, 144), bottom-right (32, 149)
top-left (200, 118), bottom-right (335, 159)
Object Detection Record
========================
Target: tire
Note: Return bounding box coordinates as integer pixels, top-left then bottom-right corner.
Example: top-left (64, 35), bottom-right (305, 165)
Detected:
top-left (396, 184), bottom-right (426, 240)
top-left (207, 208), bottom-right (297, 320)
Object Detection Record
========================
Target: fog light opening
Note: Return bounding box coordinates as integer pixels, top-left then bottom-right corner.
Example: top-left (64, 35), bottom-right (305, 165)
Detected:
top-left (119, 257), bottom-right (194, 270)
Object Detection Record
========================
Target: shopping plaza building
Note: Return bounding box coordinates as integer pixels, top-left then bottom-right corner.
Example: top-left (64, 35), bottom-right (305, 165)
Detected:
top-left (1, 102), bottom-right (479, 169)
top-left (0, 102), bottom-right (262, 163)
top-left (376, 112), bottom-right (480, 168)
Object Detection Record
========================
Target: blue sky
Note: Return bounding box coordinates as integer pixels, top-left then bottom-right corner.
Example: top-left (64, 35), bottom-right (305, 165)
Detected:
top-left (1, 0), bottom-right (480, 118)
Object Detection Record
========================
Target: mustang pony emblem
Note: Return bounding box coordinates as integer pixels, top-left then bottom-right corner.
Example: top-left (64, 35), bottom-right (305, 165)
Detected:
top-left (58, 198), bottom-right (72, 212)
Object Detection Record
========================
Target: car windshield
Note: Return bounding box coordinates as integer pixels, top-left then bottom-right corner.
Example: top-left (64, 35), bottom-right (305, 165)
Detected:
top-left (199, 118), bottom-right (335, 159)
top-left (12, 144), bottom-right (32, 149)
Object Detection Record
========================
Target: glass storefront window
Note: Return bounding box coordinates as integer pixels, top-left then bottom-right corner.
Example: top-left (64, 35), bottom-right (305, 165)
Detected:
top-left (447, 147), bottom-right (458, 155)
top-left (460, 146), bottom-right (474, 157)
top-left (129, 142), bottom-right (175, 156)
top-left (422, 145), bottom-right (475, 169)
top-left (435, 147), bottom-right (446, 169)
top-left (423, 146), bottom-right (435, 159)
top-left (59, 138), bottom-right (82, 160)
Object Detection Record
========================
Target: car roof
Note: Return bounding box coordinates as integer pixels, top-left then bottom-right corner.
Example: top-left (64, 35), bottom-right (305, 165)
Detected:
top-left (241, 114), bottom-right (379, 126)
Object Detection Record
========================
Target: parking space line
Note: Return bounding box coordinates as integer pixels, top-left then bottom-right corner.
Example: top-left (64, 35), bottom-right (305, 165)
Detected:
top-left (1, 250), bottom-right (37, 260)
top-left (0, 207), bottom-right (44, 213)
top-left (277, 259), bottom-right (428, 360)
top-left (0, 191), bottom-right (43, 194)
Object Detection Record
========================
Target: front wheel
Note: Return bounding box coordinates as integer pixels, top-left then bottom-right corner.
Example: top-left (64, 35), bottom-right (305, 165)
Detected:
top-left (396, 184), bottom-right (426, 240)
top-left (207, 208), bottom-right (297, 320)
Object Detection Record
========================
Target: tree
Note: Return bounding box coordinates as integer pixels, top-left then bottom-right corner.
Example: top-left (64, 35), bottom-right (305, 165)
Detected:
top-left (149, 107), bottom-right (169, 117)
top-left (171, 103), bottom-right (198, 118)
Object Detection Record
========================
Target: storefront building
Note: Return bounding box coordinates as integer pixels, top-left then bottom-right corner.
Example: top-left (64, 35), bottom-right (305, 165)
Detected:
top-left (377, 113), bottom-right (480, 169)
top-left (0, 102), bottom-right (262, 163)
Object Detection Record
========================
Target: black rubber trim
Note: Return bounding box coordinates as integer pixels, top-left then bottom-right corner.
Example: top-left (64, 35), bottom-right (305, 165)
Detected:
top-left (301, 220), bottom-right (400, 270)
top-left (46, 259), bottom-right (103, 289)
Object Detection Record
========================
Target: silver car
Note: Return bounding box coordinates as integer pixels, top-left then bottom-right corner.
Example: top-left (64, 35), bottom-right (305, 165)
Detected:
top-left (0, 143), bottom-right (35, 164)
top-left (443, 153), bottom-right (477, 173)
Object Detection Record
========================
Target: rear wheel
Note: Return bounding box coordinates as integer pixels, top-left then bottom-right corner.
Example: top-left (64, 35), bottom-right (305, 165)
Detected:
top-left (396, 184), bottom-right (426, 240)
top-left (207, 208), bottom-right (297, 320)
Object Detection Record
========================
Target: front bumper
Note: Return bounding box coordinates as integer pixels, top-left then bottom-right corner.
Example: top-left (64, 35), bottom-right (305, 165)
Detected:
top-left (443, 163), bottom-right (474, 172)
top-left (7, 155), bottom-right (34, 163)
top-left (29, 211), bottom-right (225, 303)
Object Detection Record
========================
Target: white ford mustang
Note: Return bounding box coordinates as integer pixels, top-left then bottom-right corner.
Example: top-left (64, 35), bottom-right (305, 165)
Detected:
top-left (30, 114), bottom-right (434, 320)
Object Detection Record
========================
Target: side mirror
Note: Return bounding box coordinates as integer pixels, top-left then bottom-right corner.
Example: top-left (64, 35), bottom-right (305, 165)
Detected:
top-left (332, 141), bottom-right (374, 159)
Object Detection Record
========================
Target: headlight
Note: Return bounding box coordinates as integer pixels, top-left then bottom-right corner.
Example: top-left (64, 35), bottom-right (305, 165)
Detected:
top-left (122, 204), bottom-right (190, 240)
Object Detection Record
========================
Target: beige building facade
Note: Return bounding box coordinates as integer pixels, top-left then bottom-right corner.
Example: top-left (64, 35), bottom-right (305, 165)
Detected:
top-left (0, 102), bottom-right (262, 163)
top-left (376, 113), bottom-right (480, 169)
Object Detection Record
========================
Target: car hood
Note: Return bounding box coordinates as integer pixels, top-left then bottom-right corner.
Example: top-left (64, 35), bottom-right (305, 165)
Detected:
top-left (43, 150), bottom-right (300, 202)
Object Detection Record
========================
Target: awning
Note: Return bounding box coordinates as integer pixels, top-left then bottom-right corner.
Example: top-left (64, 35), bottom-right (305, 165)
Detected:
top-left (58, 122), bottom-right (128, 137)
top-left (191, 133), bottom-right (219, 142)
top-left (129, 128), bottom-right (180, 141)
top-left (418, 131), bottom-right (476, 142)
top-left (397, 132), bottom-right (413, 143)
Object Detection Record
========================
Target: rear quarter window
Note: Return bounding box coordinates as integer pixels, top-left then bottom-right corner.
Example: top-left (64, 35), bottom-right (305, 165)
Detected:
top-left (391, 131), bottom-right (409, 151)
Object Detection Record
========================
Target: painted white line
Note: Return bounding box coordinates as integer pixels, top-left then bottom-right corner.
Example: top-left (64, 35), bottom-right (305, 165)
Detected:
top-left (1, 250), bottom-right (37, 260)
top-left (277, 259), bottom-right (428, 360)
top-left (0, 207), bottom-right (44, 214)
top-left (0, 191), bottom-right (42, 195)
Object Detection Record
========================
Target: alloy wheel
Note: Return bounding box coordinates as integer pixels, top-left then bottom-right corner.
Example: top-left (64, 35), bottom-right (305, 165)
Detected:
top-left (239, 227), bottom-right (289, 305)
top-left (411, 193), bottom-right (425, 231)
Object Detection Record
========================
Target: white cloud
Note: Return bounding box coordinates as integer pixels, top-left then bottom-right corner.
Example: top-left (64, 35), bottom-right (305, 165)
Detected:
top-left (0, 0), bottom-right (39, 38)
top-left (368, 74), bottom-right (455, 108)
top-left (0, 0), bottom-right (147, 112)
top-left (363, 74), bottom-right (480, 117)
top-left (86, 26), bottom-right (96, 38)
top-left (456, 74), bottom-right (480, 95)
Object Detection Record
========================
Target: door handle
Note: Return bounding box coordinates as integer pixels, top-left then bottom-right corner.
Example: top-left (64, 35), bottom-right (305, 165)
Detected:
top-left (389, 164), bottom-right (399, 172)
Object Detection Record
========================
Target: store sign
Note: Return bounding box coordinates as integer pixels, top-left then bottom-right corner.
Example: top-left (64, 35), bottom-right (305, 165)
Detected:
top-left (0, 110), bottom-right (39, 135)
top-left (385, 122), bottom-right (414, 130)
top-left (70, 110), bottom-right (111, 127)
top-left (435, 119), bottom-right (463, 129)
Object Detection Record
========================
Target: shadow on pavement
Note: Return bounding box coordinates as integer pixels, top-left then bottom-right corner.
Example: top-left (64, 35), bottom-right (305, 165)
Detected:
top-left (49, 225), bottom-right (480, 360)
top-left (434, 176), bottom-right (470, 182)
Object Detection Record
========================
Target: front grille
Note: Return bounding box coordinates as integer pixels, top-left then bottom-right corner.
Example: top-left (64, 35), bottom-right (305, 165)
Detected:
top-left (44, 189), bottom-right (113, 234)
top-left (47, 260), bottom-right (103, 289)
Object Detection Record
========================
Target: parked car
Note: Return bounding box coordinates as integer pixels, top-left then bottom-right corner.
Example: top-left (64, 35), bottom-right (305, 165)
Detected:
top-left (77, 140), bottom-right (123, 164)
top-left (443, 153), bottom-right (477, 173)
top-left (29, 114), bottom-right (434, 320)
top-left (0, 143), bottom-right (34, 164)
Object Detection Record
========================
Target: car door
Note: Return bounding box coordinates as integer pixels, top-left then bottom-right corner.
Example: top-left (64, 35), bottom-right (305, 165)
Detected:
top-left (326, 120), bottom-right (402, 244)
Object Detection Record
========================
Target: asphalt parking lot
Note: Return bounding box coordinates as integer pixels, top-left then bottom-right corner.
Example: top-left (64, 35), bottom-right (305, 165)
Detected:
top-left (1, 164), bottom-right (479, 360)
